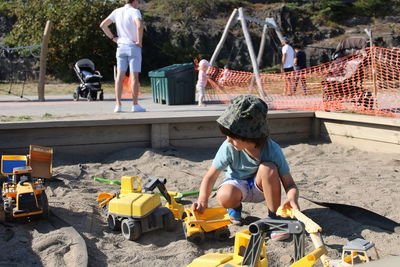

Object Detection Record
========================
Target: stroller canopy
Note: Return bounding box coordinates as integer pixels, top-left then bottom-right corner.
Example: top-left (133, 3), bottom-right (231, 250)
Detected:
top-left (75, 58), bottom-right (96, 72)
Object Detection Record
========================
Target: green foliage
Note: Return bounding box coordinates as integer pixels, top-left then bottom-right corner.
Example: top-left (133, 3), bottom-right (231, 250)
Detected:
top-left (3, 0), bottom-right (118, 81)
top-left (353, 0), bottom-right (394, 17)
top-left (150, 0), bottom-right (240, 22)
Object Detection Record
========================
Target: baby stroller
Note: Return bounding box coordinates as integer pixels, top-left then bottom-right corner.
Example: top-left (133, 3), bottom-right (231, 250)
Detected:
top-left (73, 58), bottom-right (104, 101)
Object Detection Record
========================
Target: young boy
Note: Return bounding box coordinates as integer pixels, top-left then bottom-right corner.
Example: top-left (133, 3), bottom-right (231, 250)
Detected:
top-left (196, 59), bottom-right (210, 107)
top-left (192, 95), bottom-right (299, 226)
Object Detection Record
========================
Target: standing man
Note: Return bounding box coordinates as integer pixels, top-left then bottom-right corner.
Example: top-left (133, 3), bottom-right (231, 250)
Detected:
top-left (280, 37), bottom-right (295, 96)
top-left (100, 0), bottom-right (145, 113)
top-left (293, 45), bottom-right (309, 94)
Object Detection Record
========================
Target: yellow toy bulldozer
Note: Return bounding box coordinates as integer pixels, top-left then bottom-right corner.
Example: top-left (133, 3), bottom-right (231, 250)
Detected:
top-left (96, 176), bottom-right (180, 241)
top-left (1, 166), bottom-right (49, 221)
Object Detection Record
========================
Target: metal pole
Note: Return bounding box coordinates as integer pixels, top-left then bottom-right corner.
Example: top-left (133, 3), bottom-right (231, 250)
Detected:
top-left (209, 9), bottom-right (238, 66)
top-left (238, 8), bottom-right (267, 100)
top-left (37, 20), bottom-right (52, 101)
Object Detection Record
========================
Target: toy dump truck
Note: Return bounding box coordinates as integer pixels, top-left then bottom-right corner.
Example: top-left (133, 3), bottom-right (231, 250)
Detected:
top-left (96, 176), bottom-right (180, 241)
top-left (1, 166), bottom-right (48, 220)
top-left (182, 207), bottom-right (231, 244)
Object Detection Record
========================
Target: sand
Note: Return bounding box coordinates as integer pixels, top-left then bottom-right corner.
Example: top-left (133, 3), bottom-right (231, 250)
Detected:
top-left (0, 142), bottom-right (399, 266)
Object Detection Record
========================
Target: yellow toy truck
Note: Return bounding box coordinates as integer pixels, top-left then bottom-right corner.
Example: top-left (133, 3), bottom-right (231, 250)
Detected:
top-left (1, 166), bottom-right (49, 221)
top-left (182, 207), bottom-right (231, 244)
top-left (96, 176), bottom-right (179, 241)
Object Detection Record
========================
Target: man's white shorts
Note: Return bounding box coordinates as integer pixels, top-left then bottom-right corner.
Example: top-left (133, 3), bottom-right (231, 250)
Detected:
top-left (116, 44), bottom-right (142, 72)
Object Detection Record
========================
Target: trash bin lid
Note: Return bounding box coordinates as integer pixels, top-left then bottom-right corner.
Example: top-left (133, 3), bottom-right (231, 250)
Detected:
top-left (148, 63), bottom-right (194, 78)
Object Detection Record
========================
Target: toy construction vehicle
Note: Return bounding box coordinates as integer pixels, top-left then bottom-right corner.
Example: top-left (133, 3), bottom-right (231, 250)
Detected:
top-left (1, 166), bottom-right (48, 221)
top-left (278, 207), bottom-right (380, 267)
top-left (182, 207), bottom-right (231, 244)
top-left (96, 176), bottom-right (183, 241)
top-left (188, 217), bottom-right (306, 267)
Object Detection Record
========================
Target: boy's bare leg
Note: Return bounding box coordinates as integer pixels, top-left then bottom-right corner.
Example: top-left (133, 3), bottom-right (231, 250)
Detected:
top-left (256, 162), bottom-right (282, 214)
top-left (217, 184), bottom-right (242, 208)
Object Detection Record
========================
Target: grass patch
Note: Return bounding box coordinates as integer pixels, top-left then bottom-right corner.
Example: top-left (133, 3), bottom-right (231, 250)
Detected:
top-left (0, 115), bottom-right (32, 122)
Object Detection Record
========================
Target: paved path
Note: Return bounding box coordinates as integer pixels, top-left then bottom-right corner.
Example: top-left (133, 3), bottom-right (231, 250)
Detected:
top-left (0, 93), bottom-right (228, 121)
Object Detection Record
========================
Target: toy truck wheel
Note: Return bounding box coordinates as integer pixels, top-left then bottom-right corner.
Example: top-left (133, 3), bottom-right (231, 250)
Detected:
top-left (107, 214), bottom-right (121, 231)
top-left (163, 211), bottom-right (176, 232)
top-left (188, 231), bottom-right (205, 244)
top-left (73, 87), bottom-right (80, 101)
top-left (213, 226), bottom-right (230, 241)
top-left (121, 219), bottom-right (141, 241)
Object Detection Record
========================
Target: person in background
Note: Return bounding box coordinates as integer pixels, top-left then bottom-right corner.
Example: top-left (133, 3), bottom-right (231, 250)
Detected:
top-left (192, 95), bottom-right (299, 237)
top-left (100, 0), bottom-right (145, 113)
top-left (293, 45), bottom-right (309, 95)
top-left (196, 59), bottom-right (210, 107)
top-left (281, 37), bottom-right (295, 96)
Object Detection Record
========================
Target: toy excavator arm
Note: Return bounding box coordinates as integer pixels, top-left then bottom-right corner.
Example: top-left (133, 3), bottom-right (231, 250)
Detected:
top-left (277, 206), bottom-right (322, 234)
top-left (96, 192), bottom-right (116, 207)
top-left (144, 176), bottom-right (172, 204)
top-left (290, 246), bottom-right (328, 267)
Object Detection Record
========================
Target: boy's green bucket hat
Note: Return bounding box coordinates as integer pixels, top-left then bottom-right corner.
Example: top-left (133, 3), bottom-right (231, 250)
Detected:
top-left (217, 95), bottom-right (269, 138)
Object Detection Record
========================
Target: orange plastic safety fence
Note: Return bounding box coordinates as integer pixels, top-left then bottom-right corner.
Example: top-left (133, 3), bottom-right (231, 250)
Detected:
top-left (202, 47), bottom-right (400, 117)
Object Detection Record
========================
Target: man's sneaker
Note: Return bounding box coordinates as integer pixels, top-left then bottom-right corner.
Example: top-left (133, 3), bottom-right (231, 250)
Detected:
top-left (227, 204), bottom-right (243, 226)
top-left (114, 104), bottom-right (122, 113)
top-left (132, 104), bottom-right (146, 112)
top-left (270, 231), bottom-right (290, 241)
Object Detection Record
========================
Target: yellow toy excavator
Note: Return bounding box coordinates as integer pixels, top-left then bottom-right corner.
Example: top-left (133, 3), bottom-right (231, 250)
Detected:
top-left (96, 176), bottom-right (183, 241)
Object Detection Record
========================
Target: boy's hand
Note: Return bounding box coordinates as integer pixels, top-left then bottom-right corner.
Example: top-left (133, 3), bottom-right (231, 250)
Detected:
top-left (192, 200), bottom-right (208, 213)
top-left (282, 197), bottom-right (300, 210)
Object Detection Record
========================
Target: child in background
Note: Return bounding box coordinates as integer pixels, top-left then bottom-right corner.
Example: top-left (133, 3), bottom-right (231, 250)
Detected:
top-left (192, 95), bottom-right (299, 229)
top-left (196, 59), bottom-right (210, 107)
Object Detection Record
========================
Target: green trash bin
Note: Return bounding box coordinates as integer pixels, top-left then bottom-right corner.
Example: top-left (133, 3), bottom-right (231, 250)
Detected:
top-left (148, 63), bottom-right (195, 105)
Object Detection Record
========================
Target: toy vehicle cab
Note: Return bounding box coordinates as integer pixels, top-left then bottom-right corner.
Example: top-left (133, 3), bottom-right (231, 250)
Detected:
top-left (339, 238), bottom-right (379, 266)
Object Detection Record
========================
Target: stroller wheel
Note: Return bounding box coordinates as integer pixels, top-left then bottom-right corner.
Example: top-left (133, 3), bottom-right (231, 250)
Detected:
top-left (73, 87), bottom-right (80, 101)
top-left (99, 92), bottom-right (104, 101)
top-left (87, 90), bottom-right (97, 101)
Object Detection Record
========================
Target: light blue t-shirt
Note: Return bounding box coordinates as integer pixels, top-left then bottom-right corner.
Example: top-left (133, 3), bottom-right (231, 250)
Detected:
top-left (212, 139), bottom-right (290, 180)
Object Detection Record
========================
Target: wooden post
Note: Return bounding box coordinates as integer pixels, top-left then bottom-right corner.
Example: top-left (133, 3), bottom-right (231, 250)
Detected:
top-left (209, 9), bottom-right (238, 66)
top-left (364, 28), bottom-right (377, 110)
top-left (37, 20), bottom-right (52, 101)
top-left (238, 8), bottom-right (267, 101)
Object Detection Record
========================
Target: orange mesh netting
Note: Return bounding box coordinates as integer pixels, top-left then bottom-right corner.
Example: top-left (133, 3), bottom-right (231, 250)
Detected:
top-left (202, 47), bottom-right (400, 117)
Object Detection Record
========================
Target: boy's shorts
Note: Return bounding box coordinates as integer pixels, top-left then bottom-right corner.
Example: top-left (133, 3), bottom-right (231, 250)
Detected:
top-left (116, 44), bottom-right (142, 72)
top-left (219, 177), bottom-right (265, 203)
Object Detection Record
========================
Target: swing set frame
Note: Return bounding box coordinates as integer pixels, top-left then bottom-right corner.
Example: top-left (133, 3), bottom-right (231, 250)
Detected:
top-left (209, 7), bottom-right (285, 101)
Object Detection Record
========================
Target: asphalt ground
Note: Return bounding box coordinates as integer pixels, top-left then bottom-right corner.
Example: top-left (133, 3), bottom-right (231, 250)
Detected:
top-left (0, 93), bottom-right (228, 122)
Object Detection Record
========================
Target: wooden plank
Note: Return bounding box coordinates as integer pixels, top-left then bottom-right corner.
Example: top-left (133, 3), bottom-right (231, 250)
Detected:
top-left (269, 118), bottom-right (311, 135)
top-left (315, 111), bottom-right (400, 127)
top-left (152, 124), bottom-right (169, 148)
top-left (0, 125), bottom-right (150, 149)
top-left (270, 133), bottom-right (310, 143)
top-left (324, 135), bottom-right (400, 154)
top-left (169, 122), bottom-right (222, 139)
top-left (321, 121), bottom-right (400, 144)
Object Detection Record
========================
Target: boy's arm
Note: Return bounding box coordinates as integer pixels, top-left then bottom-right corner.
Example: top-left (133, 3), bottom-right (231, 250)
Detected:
top-left (280, 173), bottom-right (300, 210)
top-left (192, 166), bottom-right (221, 213)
